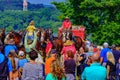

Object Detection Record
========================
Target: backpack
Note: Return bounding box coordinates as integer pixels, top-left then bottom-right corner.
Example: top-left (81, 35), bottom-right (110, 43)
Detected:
top-left (0, 56), bottom-right (8, 78)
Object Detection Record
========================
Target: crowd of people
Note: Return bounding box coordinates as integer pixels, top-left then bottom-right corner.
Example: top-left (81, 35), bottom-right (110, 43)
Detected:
top-left (0, 18), bottom-right (120, 80)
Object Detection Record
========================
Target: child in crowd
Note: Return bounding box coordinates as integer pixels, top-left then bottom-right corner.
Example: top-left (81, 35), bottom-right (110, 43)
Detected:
top-left (18, 51), bottom-right (28, 79)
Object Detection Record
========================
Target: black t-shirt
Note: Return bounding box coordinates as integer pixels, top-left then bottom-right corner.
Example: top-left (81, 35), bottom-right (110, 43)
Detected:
top-left (106, 61), bottom-right (116, 74)
top-left (79, 54), bottom-right (86, 64)
top-left (64, 59), bottom-right (76, 74)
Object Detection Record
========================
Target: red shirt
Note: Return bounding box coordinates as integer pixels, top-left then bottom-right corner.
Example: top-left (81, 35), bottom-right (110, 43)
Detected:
top-left (45, 42), bottom-right (53, 54)
top-left (62, 20), bottom-right (72, 29)
top-left (61, 45), bottom-right (76, 60)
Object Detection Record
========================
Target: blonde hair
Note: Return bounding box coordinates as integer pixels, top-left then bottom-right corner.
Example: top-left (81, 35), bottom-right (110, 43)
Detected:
top-left (107, 51), bottom-right (115, 65)
top-left (50, 60), bottom-right (66, 80)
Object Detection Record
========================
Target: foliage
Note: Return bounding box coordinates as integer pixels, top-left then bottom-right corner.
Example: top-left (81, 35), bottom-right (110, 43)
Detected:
top-left (53, 0), bottom-right (120, 46)
top-left (0, 8), bottom-right (62, 32)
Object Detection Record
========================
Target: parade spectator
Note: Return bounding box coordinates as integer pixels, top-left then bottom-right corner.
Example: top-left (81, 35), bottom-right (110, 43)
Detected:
top-left (64, 50), bottom-right (76, 80)
top-left (4, 33), bottom-right (18, 57)
top-left (61, 40), bottom-right (76, 61)
top-left (82, 53), bottom-right (107, 80)
top-left (0, 45), bottom-right (13, 80)
top-left (116, 57), bottom-right (120, 80)
top-left (106, 51), bottom-right (116, 80)
top-left (45, 49), bottom-right (57, 75)
top-left (22, 50), bottom-right (43, 80)
top-left (77, 47), bottom-right (87, 80)
top-left (45, 39), bottom-right (53, 57)
top-left (18, 51), bottom-right (28, 79)
top-left (62, 17), bottom-right (72, 31)
top-left (46, 60), bottom-right (66, 80)
top-left (100, 42), bottom-right (111, 66)
top-left (8, 51), bottom-right (19, 80)
top-left (111, 44), bottom-right (120, 64)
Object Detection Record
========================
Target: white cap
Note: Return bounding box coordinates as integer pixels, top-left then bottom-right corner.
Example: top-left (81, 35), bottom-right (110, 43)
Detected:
top-left (18, 51), bottom-right (25, 56)
top-left (103, 42), bottom-right (108, 47)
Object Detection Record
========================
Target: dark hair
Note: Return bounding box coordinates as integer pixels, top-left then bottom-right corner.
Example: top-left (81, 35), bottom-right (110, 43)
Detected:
top-left (67, 50), bottom-right (74, 59)
top-left (29, 50), bottom-right (38, 60)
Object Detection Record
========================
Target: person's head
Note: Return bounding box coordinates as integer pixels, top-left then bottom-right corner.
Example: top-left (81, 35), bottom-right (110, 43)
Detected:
top-left (18, 51), bottom-right (26, 59)
top-left (107, 51), bottom-right (115, 65)
top-left (50, 60), bottom-right (65, 80)
top-left (67, 50), bottom-right (74, 59)
top-left (29, 20), bottom-right (34, 26)
top-left (103, 42), bottom-right (109, 48)
top-left (91, 52), bottom-right (100, 62)
top-left (50, 49), bottom-right (57, 58)
top-left (111, 44), bottom-right (116, 50)
top-left (64, 17), bottom-right (69, 22)
top-left (29, 50), bottom-right (38, 60)
top-left (88, 46), bottom-right (93, 52)
top-left (79, 47), bottom-right (85, 54)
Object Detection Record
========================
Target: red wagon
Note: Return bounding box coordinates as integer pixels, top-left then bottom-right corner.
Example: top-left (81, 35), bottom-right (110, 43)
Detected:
top-left (58, 26), bottom-right (85, 40)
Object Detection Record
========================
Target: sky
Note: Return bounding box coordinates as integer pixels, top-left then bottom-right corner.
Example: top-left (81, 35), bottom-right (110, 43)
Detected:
top-left (27, 0), bottom-right (65, 5)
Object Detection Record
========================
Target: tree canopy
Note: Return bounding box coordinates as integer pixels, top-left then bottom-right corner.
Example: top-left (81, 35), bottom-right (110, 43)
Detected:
top-left (53, 0), bottom-right (120, 46)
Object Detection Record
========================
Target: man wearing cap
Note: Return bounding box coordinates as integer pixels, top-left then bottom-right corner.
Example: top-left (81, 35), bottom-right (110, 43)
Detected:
top-left (45, 49), bottom-right (57, 75)
top-left (62, 17), bottom-right (72, 31)
top-left (100, 42), bottom-right (111, 66)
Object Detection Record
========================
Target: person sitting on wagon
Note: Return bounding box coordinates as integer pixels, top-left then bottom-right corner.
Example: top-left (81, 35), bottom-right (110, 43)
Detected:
top-left (26, 20), bottom-right (36, 41)
top-left (62, 17), bottom-right (72, 32)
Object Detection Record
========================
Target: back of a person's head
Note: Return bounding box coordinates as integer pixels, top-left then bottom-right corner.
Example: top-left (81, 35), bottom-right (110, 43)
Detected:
top-left (107, 51), bottom-right (115, 65)
top-left (88, 46), bottom-right (93, 52)
top-left (29, 50), bottom-right (38, 60)
top-left (103, 42), bottom-right (109, 48)
top-left (50, 60), bottom-right (65, 80)
top-left (91, 53), bottom-right (100, 62)
top-left (67, 50), bottom-right (74, 59)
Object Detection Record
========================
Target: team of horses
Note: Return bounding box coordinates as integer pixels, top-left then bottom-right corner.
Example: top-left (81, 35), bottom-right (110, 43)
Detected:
top-left (0, 28), bottom-right (84, 62)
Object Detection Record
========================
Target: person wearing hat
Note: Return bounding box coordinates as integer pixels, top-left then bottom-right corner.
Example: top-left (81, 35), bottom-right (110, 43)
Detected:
top-left (18, 51), bottom-right (28, 79)
top-left (45, 49), bottom-right (57, 75)
top-left (26, 20), bottom-right (36, 40)
top-left (61, 40), bottom-right (76, 64)
top-left (62, 17), bottom-right (72, 31)
top-left (100, 42), bottom-right (111, 66)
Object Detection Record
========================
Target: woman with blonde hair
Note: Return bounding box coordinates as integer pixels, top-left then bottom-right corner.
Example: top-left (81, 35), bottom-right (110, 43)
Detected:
top-left (106, 51), bottom-right (116, 80)
top-left (46, 60), bottom-right (66, 80)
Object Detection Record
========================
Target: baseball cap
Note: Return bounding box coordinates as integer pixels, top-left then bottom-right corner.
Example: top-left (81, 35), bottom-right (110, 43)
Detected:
top-left (50, 49), bottom-right (57, 54)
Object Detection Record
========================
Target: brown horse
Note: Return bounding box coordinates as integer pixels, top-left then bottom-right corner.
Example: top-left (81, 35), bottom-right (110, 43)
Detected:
top-left (73, 36), bottom-right (84, 51)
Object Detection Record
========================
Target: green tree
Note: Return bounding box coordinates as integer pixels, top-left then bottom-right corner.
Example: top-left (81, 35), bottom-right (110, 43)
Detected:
top-left (53, 0), bottom-right (120, 46)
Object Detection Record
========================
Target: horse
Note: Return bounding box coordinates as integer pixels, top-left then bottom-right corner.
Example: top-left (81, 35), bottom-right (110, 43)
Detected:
top-left (36, 28), bottom-right (47, 62)
top-left (73, 36), bottom-right (84, 51)
top-left (0, 28), bottom-right (6, 45)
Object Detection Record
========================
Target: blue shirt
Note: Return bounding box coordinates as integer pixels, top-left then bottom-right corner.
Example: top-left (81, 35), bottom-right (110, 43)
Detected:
top-left (4, 45), bottom-right (17, 57)
top-left (0, 52), bottom-right (13, 72)
top-left (46, 73), bottom-right (66, 80)
top-left (18, 59), bottom-right (28, 68)
top-left (82, 62), bottom-right (107, 80)
top-left (100, 48), bottom-right (111, 63)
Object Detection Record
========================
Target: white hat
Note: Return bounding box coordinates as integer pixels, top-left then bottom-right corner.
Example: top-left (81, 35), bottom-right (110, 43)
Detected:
top-left (103, 42), bottom-right (108, 47)
top-left (18, 51), bottom-right (25, 56)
